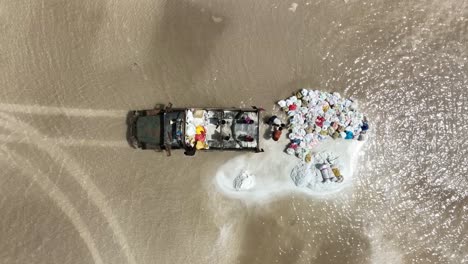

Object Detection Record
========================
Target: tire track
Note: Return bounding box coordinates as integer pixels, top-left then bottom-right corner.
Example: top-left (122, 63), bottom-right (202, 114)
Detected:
top-left (0, 146), bottom-right (104, 264)
top-left (0, 112), bottom-right (137, 264)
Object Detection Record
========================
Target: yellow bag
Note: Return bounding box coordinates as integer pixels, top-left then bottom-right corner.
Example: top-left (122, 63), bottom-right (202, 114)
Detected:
top-left (196, 125), bottom-right (205, 135)
top-left (332, 168), bottom-right (342, 177)
top-left (196, 141), bottom-right (205, 149)
top-left (323, 104), bottom-right (330, 112)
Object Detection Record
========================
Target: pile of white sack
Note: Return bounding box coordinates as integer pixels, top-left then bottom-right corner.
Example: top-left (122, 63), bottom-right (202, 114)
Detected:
top-left (233, 171), bottom-right (255, 191)
top-left (278, 89), bottom-right (369, 159)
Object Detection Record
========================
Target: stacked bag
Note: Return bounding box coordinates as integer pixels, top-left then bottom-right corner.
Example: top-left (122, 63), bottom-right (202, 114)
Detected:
top-left (278, 89), bottom-right (369, 159)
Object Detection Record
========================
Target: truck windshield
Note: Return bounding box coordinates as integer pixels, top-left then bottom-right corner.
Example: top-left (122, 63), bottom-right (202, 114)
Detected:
top-left (163, 111), bottom-right (185, 148)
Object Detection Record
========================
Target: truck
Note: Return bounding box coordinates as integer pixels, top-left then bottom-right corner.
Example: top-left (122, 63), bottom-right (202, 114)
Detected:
top-left (126, 104), bottom-right (263, 154)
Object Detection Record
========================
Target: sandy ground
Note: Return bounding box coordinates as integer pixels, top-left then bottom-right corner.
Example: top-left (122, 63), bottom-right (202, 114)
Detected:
top-left (0, 0), bottom-right (467, 263)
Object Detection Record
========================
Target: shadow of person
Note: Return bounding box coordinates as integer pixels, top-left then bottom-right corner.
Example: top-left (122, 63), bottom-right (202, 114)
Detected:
top-left (262, 116), bottom-right (273, 140)
top-left (149, 0), bottom-right (226, 90)
top-left (236, 201), bottom-right (371, 264)
top-left (263, 125), bottom-right (273, 140)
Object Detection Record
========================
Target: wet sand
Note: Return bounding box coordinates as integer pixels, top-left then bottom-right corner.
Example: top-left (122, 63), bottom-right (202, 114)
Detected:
top-left (1, 0), bottom-right (467, 263)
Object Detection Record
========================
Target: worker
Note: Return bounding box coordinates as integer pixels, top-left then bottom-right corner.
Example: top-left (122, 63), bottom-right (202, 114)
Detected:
top-left (268, 115), bottom-right (282, 127)
top-left (184, 141), bottom-right (198, 156)
top-left (272, 126), bottom-right (283, 141)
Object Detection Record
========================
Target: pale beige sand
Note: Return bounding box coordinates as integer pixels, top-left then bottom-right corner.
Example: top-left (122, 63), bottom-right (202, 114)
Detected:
top-left (0, 0), bottom-right (467, 263)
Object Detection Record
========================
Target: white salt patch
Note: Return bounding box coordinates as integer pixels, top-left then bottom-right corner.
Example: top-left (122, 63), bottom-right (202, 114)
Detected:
top-left (233, 171), bottom-right (255, 191)
top-left (214, 138), bottom-right (364, 202)
top-left (215, 138), bottom-right (297, 202)
top-left (293, 139), bottom-right (364, 194)
top-left (290, 162), bottom-right (312, 187)
top-left (289, 3), bottom-right (298, 12)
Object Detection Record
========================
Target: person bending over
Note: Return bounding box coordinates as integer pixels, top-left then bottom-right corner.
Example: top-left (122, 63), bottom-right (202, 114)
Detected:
top-left (268, 115), bottom-right (285, 127)
top-left (272, 127), bottom-right (283, 141)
